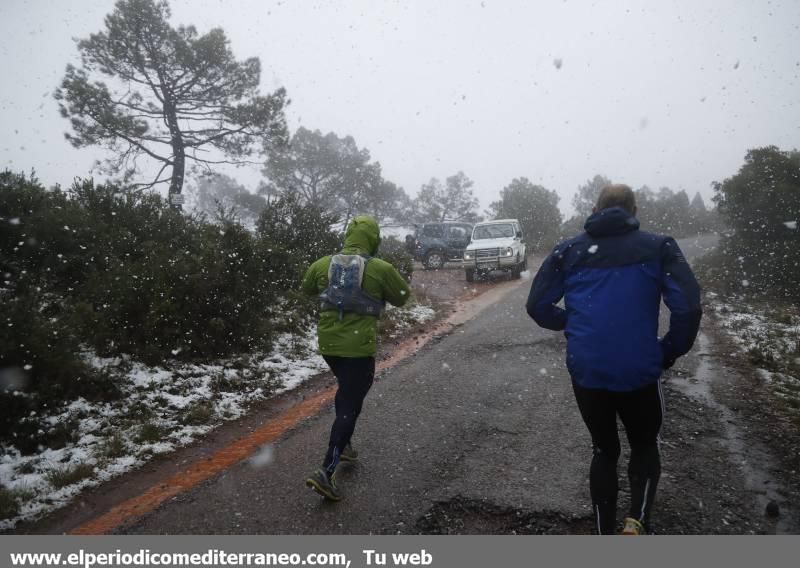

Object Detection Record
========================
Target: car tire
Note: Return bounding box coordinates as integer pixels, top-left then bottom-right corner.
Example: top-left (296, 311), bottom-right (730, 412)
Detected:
top-left (424, 251), bottom-right (444, 270)
top-left (465, 268), bottom-right (475, 283)
top-left (512, 256), bottom-right (522, 279)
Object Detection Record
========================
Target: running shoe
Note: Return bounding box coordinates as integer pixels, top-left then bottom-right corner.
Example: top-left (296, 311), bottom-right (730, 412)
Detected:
top-left (621, 517), bottom-right (644, 535)
top-left (305, 468), bottom-right (342, 501)
top-left (339, 444), bottom-right (359, 463)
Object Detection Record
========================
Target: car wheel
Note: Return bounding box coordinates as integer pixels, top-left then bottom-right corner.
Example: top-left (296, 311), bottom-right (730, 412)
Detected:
top-left (512, 256), bottom-right (522, 279)
top-left (425, 251), bottom-right (444, 270)
top-left (465, 268), bottom-right (475, 282)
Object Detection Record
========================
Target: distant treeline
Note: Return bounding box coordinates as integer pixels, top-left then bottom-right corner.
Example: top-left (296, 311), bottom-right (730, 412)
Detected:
top-left (560, 174), bottom-right (721, 240)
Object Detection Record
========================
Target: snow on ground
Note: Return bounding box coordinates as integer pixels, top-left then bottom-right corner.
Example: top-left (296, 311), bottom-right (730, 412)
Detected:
top-left (0, 301), bottom-right (435, 530)
top-left (383, 303), bottom-right (435, 338)
top-left (708, 292), bottom-right (800, 416)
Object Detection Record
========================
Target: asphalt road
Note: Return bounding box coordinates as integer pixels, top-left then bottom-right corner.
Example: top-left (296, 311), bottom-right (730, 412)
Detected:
top-left (120, 232), bottom-right (755, 535)
top-left (121, 270), bottom-right (590, 533)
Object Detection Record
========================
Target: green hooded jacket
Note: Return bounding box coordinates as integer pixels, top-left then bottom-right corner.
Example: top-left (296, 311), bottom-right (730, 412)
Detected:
top-left (302, 216), bottom-right (411, 358)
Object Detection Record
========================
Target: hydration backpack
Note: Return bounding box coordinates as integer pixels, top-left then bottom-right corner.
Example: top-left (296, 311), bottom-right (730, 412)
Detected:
top-left (319, 254), bottom-right (385, 319)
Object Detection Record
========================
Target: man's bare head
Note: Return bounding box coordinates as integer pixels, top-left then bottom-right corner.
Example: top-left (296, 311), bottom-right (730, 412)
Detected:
top-left (594, 184), bottom-right (637, 215)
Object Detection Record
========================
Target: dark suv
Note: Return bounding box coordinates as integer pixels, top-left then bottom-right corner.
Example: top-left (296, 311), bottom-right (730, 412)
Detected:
top-left (411, 222), bottom-right (473, 269)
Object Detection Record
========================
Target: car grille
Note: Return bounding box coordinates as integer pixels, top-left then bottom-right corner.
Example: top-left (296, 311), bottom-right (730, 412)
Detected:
top-left (476, 248), bottom-right (500, 258)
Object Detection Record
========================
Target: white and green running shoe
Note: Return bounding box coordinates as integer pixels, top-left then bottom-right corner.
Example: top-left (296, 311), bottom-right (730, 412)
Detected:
top-left (305, 468), bottom-right (342, 501)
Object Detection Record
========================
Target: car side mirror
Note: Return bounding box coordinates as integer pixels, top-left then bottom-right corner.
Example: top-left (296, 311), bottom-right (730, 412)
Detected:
top-left (516, 231), bottom-right (522, 238)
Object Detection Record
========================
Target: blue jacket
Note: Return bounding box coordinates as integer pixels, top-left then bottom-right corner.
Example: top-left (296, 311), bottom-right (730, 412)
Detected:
top-left (526, 207), bottom-right (702, 391)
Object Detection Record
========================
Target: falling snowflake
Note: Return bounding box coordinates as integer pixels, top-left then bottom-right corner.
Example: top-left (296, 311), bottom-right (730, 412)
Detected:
top-left (249, 444), bottom-right (274, 468)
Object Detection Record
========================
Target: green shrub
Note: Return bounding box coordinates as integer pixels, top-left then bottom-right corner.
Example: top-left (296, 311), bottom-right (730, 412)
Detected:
top-left (42, 419), bottom-right (80, 451)
top-left (0, 285), bottom-right (121, 448)
top-left (696, 234), bottom-right (800, 300)
top-left (0, 291), bottom-right (115, 449)
top-left (210, 370), bottom-right (248, 393)
top-left (1, 172), bottom-right (299, 364)
top-left (1, 171), bottom-right (345, 452)
top-left (98, 434), bottom-right (127, 459)
top-left (182, 401), bottom-right (215, 426)
top-left (701, 146), bottom-right (800, 300)
top-left (377, 236), bottom-right (414, 282)
top-left (135, 421), bottom-right (166, 444)
top-left (72, 188), bottom-right (281, 362)
top-left (256, 194), bottom-right (342, 288)
top-left (14, 460), bottom-right (38, 475)
top-left (45, 463), bottom-right (94, 489)
top-left (0, 486), bottom-right (19, 520)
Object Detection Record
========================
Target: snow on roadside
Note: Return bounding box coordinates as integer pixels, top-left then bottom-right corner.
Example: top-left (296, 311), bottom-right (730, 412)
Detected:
top-left (708, 292), bottom-right (800, 415)
top-left (383, 303), bottom-right (435, 338)
top-left (0, 301), bottom-right (435, 530)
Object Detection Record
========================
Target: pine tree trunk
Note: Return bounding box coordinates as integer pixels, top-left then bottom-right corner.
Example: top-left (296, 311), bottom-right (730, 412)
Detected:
top-left (165, 101), bottom-right (185, 210)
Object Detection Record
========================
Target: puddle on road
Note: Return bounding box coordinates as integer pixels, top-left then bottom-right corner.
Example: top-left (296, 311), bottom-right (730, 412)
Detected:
top-left (674, 333), bottom-right (795, 533)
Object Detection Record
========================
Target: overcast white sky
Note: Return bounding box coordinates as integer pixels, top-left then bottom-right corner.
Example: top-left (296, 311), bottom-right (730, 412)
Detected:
top-left (1, 0), bottom-right (799, 216)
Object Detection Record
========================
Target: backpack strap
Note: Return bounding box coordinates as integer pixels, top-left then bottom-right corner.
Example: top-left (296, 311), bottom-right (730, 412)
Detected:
top-left (319, 253), bottom-right (385, 319)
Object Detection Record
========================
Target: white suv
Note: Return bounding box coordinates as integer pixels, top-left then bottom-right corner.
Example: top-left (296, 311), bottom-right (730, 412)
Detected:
top-left (463, 219), bottom-right (527, 282)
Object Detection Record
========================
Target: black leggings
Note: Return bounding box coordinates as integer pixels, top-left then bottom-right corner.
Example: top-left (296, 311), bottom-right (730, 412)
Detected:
top-left (572, 381), bottom-right (664, 534)
top-left (322, 356), bottom-right (375, 474)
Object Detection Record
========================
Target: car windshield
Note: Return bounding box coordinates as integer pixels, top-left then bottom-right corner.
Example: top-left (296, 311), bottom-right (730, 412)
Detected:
top-left (472, 224), bottom-right (514, 240)
top-left (421, 224), bottom-right (444, 238)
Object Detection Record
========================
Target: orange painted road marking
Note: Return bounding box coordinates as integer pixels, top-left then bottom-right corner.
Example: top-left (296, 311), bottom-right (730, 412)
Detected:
top-left (71, 387), bottom-right (336, 535)
top-left (70, 345), bottom-right (436, 535)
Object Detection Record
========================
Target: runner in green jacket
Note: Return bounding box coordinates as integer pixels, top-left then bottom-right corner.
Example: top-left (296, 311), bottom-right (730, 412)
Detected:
top-left (302, 216), bottom-right (411, 500)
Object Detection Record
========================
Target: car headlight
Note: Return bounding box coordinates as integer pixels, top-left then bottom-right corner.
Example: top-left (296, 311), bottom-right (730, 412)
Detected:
top-left (504, 248), bottom-right (513, 257)
top-left (464, 252), bottom-right (473, 260)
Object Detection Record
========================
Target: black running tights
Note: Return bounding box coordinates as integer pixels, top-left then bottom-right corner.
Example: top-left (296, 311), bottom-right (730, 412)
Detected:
top-left (572, 381), bottom-right (663, 535)
top-left (322, 355), bottom-right (375, 474)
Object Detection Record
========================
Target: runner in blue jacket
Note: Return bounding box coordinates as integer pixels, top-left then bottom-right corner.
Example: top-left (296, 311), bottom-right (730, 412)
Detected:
top-left (526, 184), bottom-right (702, 535)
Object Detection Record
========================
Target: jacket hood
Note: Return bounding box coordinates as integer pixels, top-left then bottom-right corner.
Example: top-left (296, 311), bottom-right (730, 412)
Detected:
top-left (342, 216), bottom-right (381, 255)
top-left (584, 207), bottom-right (640, 237)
